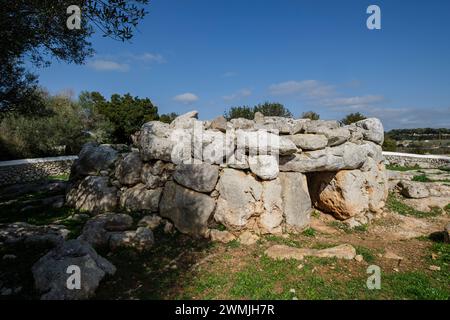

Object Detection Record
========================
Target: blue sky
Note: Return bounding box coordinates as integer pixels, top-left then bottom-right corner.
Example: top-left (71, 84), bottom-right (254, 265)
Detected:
top-left (33, 0), bottom-right (450, 130)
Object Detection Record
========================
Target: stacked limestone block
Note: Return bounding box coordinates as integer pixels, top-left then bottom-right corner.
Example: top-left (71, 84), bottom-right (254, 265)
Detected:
top-left (66, 111), bottom-right (388, 240)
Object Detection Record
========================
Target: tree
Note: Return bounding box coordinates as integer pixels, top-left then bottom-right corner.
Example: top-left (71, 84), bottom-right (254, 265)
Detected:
top-left (382, 135), bottom-right (397, 152)
top-left (341, 112), bottom-right (367, 125)
top-left (224, 102), bottom-right (293, 120)
top-left (94, 93), bottom-right (159, 143)
top-left (224, 106), bottom-right (255, 120)
top-left (159, 112), bottom-right (179, 124)
top-left (301, 111), bottom-right (320, 120)
top-left (1, 1), bottom-right (149, 113)
top-left (254, 102), bottom-right (293, 118)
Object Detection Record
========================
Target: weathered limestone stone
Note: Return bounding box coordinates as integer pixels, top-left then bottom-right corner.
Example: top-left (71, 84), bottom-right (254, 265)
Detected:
top-left (209, 229), bottom-right (236, 243)
top-left (210, 116), bottom-right (227, 132)
top-left (173, 163), bottom-right (219, 193)
top-left (248, 155), bottom-right (279, 180)
top-left (239, 231), bottom-right (259, 245)
top-left (32, 239), bottom-right (116, 300)
top-left (265, 244), bottom-right (356, 261)
top-left (71, 143), bottom-right (118, 176)
top-left (78, 213), bottom-right (133, 248)
top-left (287, 134), bottom-right (328, 150)
top-left (0, 222), bottom-right (69, 246)
top-left (236, 130), bottom-right (297, 155)
top-left (66, 176), bottom-right (118, 213)
top-left (138, 215), bottom-right (162, 230)
top-left (230, 118), bottom-right (255, 130)
top-left (227, 149), bottom-right (249, 169)
top-left (170, 110), bottom-right (199, 129)
top-left (309, 170), bottom-right (369, 220)
top-left (160, 181), bottom-right (216, 236)
top-left (119, 184), bottom-right (162, 212)
top-left (398, 181), bottom-right (430, 199)
top-left (141, 160), bottom-right (175, 189)
top-left (109, 227), bottom-right (154, 251)
top-left (214, 169), bottom-right (263, 230)
top-left (279, 142), bottom-right (367, 173)
top-left (200, 130), bottom-right (235, 164)
top-left (259, 179), bottom-right (284, 234)
top-left (354, 118), bottom-right (384, 145)
top-left (115, 152), bottom-right (143, 186)
top-left (279, 172), bottom-right (311, 230)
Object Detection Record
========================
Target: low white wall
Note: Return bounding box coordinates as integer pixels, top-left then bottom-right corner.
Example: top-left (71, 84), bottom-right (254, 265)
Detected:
top-left (382, 151), bottom-right (450, 169)
top-left (0, 156), bottom-right (78, 186)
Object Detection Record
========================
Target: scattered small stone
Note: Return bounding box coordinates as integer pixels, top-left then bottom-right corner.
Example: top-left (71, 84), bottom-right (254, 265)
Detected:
top-left (354, 254), bottom-right (364, 262)
top-left (297, 264), bottom-right (304, 270)
top-left (289, 288), bottom-right (296, 294)
top-left (210, 229), bottom-right (236, 243)
top-left (0, 288), bottom-right (12, 296)
top-left (431, 253), bottom-right (438, 260)
top-left (2, 254), bottom-right (17, 260)
top-left (292, 297), bottom-right (298, 300)
top-left (138, 215), bottom-right (162, 230)
top-left (238, 231), bottom-right (259, 246)
top-left (393, 268), bottom-right (399, 272)
top-left (383, 251), bottom-right (404, 261)
top-left (429, 265), bottom-right (441, 271)
top-left (164, 221), bottom-right (174, 234)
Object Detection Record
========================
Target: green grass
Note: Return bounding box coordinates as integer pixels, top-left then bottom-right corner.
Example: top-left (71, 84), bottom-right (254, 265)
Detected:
top-left (386, 193), bottom-right (443, 218)
top-left (386, 164), bottom-right (421, 171)
top-left (302, 227), bottom-right (316, 237)
top-left (355, 246), bottom-right (376, 263)
top-left (412, 174), bottom-right (432, 182)
top-left (264, 235), bottom-right (302, 247)
top-left (47, 173), bottom-right (70, 181)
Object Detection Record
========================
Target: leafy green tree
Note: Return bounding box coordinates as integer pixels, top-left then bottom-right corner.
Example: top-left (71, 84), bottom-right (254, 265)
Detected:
top-left (301, 111), bottom-right (320, 120)
top-left (159, 112), bottom-right (179, 124)
top-left (95, 93), bottom-right (159, 143)
top-left (1, 0), bottom-right (149, 113)
top-left (382, 135), bottom-right (397, 152)
top-left (341, 112), bottom-right (367, 125)
top-left (224, 102), bottom-right (292, 120)
top-left (224, 106), bottom-right (255, 120)
top-left (0, 94), bottom-right (88, 159)
top-left (254, 102), bottom-right (293, 118)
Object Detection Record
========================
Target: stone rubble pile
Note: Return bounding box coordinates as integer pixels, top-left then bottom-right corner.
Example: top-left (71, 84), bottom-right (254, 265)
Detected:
top-left (66, 111), bottom-right (388, 240)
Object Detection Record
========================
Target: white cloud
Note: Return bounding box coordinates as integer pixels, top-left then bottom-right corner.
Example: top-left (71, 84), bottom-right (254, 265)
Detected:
top-left (222, 71), bottom-right (237, 78)
top-left (173, 93), bottom-right (199, 104)
top-left (88, 59), bottom-right (129, 72)
top-left (223, 89), bottom-right (252, 101)
top-left (322, 95), bottom-right (385, 109)
top-left (269, 80), bottom-right (334, 97)
top-left (136, 53), bottom-right (166, 64)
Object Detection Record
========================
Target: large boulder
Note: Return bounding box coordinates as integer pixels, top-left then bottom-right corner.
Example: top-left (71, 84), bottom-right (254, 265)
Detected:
top-left (66, 176), bottom-right (118, 213)
top-left (248, 155), bottom-right (279, 180)
top-left (279, 142), bottom-right (367, 173)
top-left (214, 169), bottom-right (263, 230)
top-left (115, 152), bottom-right (143, 186)
top-left (71, 143), bottom-right (118, 177)
top-left (170, 110), bottom-right (199, 129)
top-left (236, 130), bottom-right (297, 155)
top-left (159, 181), bottom-right (216, 236)
top-left (109, 227), bottom-right (154, 251)
top-left (258, 179), bottom-right (284, 234)
top-left (309, 170), bottom-right (369, 220)
top-left (119, 184), bottom-right (162, 212)
top-left (141, 160), bottom-right (175, 189)
top-left (210, 116), bottom-right (227, 132)
top-left (279, 172), bottom-right (311, 230)
top-left (354, 118), bottom-right (384, 145)
top-left (287, 134), bottom-right (328, 150)
top-left (78, 213), bottom-right (133, 248)
top-left (0, 222), bottom-right (69, 246)
top-left (32, 239), bottom-right (116, 300)
top-left (173, 163), bottom-right (219, 193)
top-left (139, 133), bottom-right (174, 162)
top-left (398, 181), bottom-right (430, 199)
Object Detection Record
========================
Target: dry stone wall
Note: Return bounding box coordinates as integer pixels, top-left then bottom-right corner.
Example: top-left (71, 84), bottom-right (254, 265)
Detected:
top-left (66, 111), bottom-right (388, 240)
top-left (0, 156), bottom-right (77, 186)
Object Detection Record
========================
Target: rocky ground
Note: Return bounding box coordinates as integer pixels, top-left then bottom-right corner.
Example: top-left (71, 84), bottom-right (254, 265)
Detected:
top-left (0, 167), bottom-right (449, 300)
